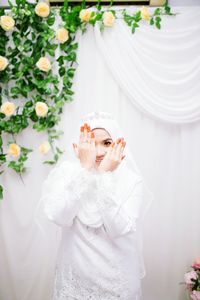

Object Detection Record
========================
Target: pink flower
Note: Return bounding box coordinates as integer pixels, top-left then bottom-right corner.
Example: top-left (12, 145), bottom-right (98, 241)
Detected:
top-left (190, 291), bottom-right (200, 300)
top-left (192, 258), bottom-right (200, 270)
top-left (185, 271), bottom-right (198, 284)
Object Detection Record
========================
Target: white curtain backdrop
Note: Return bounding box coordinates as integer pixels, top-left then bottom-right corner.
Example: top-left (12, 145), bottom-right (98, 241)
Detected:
top-left (0, 6), bottom-right (200, 300)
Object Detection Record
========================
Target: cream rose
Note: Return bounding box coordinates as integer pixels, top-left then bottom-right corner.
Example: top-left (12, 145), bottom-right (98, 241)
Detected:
top-left (8, 143), bottom-right (21, 158)
top-left (56, 28), bottom-right (69, 44)
top-left (35, 102), bottom-right (48, 117)
top-left (79, 9), bottom-right (91, 23)
top-left (102, 11), bottom-right (115, 27)
top-left (0, 15), bottom-right (15, 31)
top-left (39, 141), bottom-right (51, 154)
top-left (141, 6), bottom-right (150, 21)
top-left (0, 101), bottom-right (15, 117)
top-left (0, 56), bottom-right (8, 71)
top-left (35, 2), bottom-right (50, 18)
top-left (36, 57), bottom-right (51, 72)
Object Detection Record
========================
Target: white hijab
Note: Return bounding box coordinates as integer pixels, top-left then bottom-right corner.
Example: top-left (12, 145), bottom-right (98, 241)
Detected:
top-left (71, 111), bottom-right (153, 229)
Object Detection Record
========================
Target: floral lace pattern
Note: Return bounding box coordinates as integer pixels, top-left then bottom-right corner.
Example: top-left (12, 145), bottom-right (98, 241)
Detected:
top-left (53, 260), bottom-right (131, 300)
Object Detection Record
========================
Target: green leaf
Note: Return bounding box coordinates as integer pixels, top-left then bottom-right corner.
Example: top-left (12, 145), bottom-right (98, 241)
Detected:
top-left (150, 17), bottom-right (154, 25)
top-left (156, 22), bottom-right (161, 29)
top-left (165, 6), bottom-right (171, 13)
top-left (67, 68), bottom-right (75, 78)
top-left (66, 52), bottom-right (76, 62)
top-left (155, 16), bottom-right (161, 22)
top-left (59, 66), bottom-right (66, 77)
top-left (47, 16), bottom-right (55, 26)
top-left (11, 87), bottom-right (20, 94)
top-left (46, 49), bottom-right (55, 57)
top-left (43, 160), bottom-right (56, 165)
top-left (0, 185), bottom-right (3, 200)
top-left (0, 154), bottom-right (6, 162)
top-left (131, 26), bottom-right (135, 34)
top-left (0, 135), bottom-right (3, 147)
top-left (154, 8), bottom-right (161, 15)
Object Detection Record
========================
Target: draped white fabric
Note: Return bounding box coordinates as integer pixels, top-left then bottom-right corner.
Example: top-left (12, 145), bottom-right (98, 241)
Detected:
top-left (94, 7), bottom-right (200, 123)
top-left (0, 6), bottom-right (200, 300)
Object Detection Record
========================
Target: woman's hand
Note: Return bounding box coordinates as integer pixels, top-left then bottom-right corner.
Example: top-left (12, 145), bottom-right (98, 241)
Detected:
top-left (73, 123), bottom-right (96, 170)
top-left (98, 138), bottom-right (126, 173)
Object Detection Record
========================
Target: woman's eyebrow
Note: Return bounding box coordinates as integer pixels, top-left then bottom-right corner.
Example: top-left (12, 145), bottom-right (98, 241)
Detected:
top-left (103, 138), bottom-right (113, 142)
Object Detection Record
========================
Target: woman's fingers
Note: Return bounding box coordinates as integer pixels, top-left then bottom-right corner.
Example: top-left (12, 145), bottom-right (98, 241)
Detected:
top-left (83, 123), bottom-right (88, 142)
top-left (90, 131), bottom-right (95, 147)
top-left (80, 125), bottom-right (84, 143)
top-left (80, 123), bottom-right (90, 143)
top-left (112, 138), bottom-right (126, 161)
top-left (72, 143), bottom-right (79, 157)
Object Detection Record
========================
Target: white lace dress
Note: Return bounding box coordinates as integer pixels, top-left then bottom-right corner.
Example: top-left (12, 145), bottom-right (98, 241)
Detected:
top-left (41, 161), bottom-right (144, 300)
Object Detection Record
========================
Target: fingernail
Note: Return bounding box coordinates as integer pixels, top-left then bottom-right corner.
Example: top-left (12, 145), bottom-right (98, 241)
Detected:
top-left (117, 139), bottom-right (121, 144)
top-left (91, 132), bottom-right (95, 138)
top-left (112, 142), bottom-right (115, 148)
top-left (80, 126), bottom-right (84, 132)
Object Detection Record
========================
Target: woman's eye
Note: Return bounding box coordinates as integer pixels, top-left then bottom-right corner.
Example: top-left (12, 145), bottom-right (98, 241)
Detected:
top-left (104, 141), bottom-right (112, 146)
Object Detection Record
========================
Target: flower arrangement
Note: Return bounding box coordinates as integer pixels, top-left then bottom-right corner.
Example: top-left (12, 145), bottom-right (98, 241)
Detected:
top-left (184, 258), bottom-right (200, 300)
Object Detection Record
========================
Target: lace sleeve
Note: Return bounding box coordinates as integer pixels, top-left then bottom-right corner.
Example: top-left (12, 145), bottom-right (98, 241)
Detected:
top-left (96, 172), bottom-right (143, 239)
top-left (41, 161), bottom-right (95, 227)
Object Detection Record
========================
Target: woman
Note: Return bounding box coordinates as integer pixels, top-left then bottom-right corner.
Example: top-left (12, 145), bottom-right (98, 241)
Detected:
top-left (38, 111), bottom-right (152, 300)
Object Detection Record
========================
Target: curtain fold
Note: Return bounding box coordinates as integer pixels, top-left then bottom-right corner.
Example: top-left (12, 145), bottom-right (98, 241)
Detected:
top-left (94, 7), bottom-right (200, 123)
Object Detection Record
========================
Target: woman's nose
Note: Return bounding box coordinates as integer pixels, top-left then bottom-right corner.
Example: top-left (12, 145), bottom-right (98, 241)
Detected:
top-left (96, 145), bottom-right (105, 157)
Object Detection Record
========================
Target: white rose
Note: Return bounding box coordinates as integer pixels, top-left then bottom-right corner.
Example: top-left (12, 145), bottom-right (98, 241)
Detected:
top-left (102, 11), bottom-right (115, 27)
top-left (141, 6), bottom-right (150, 21)
top-left (36, 57), bottom-right (51, 72)
top-left (79, 9), bottom-right (91, 23)
top-left (39, 141), bottom-right (51, 154)
top-left (35, 2), bottom-right (50, 18)
top-left (0, 56), bottom-right (8, 71)
top-left (0, 101), bottom-right (15, 117)
top-left (8, 143), bottom-right (21, 158)
top-left (0, 15), bottom-right (15, 31)
top-left (56, 28), bottom-right (69, 44)
top-left (35, 102), bottom-right (48, 117)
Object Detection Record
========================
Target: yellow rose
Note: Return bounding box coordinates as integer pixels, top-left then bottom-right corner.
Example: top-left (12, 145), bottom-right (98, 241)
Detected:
top-left (0, 15), bottom-right (15, 31)
top-left (79, 9), bottom-right (91, 23)
top-left (39, 141), bottom-right (51, 154)
top-left (8, 143), bottom-right (21, 158)
top-left (36, 57), bottom-right (51, 72)
top-left (35, 102), bottom-right (48, 117)
top-left (102, 11), bottom-right (115, 27)
top-left (0, 101), bottom-right (15, 117)
top-left (35, 2), bottom-right (50, 18)
top-left (0, 56), bottom-right (8, 71)
top-left (56, 28), bottom-right (69, 44)
top-left (141, 6), bottom-right (150, 21)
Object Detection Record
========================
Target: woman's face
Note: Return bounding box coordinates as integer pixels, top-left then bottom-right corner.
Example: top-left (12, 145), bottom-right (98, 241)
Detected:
top-left (92, 128), bottom-right (113, 168)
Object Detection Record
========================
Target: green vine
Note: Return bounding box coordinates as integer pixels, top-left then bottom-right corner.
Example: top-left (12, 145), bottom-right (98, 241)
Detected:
top-left (0, 0), bottom-right (175, 199)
